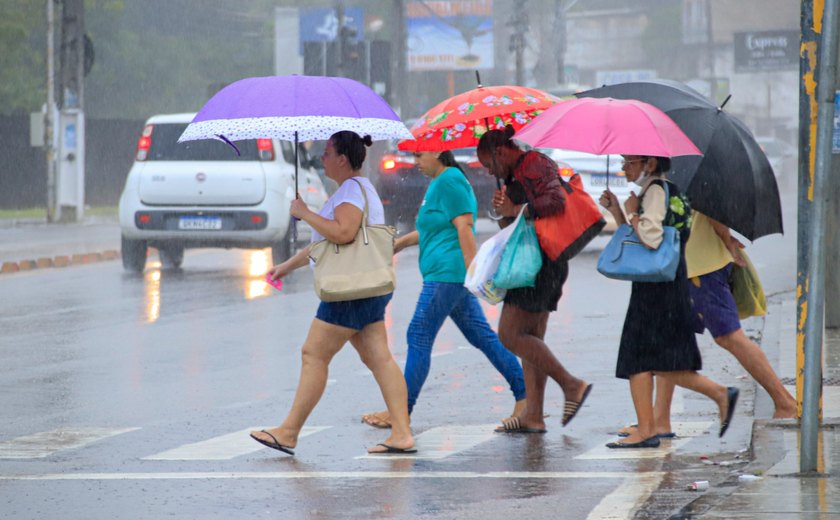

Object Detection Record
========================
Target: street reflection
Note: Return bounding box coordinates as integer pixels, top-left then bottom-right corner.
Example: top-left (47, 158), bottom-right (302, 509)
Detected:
top-left (144, 261), bottom-right (162, 323)
top-left (245, 249), bottom-right (271, 300)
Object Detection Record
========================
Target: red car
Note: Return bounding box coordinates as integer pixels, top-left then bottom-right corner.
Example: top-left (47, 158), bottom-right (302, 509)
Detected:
top-left (374, 145), bottom-right (498, 227)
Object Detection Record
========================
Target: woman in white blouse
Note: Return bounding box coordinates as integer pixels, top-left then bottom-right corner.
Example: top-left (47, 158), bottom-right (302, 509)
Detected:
top-left (597, 155), bottom-right (739, 449)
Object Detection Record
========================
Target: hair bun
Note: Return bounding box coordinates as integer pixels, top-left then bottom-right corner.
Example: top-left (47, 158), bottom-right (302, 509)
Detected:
top-left (362, 135), bottom-right (373, 147)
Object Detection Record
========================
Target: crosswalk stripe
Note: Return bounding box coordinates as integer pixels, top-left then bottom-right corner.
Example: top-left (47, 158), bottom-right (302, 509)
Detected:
top-left (356, 424), bottom-right (497, 460)
top-left (586, 472), bottom-right (665, 520)
top-left (0, 427), bottom-right (139, 459)
top-left (0, 470), bottom-right (664, 481)
top-left (575, 421), bottom-right (713, 460)
top-left (144, 426), bottom-right (331, 461)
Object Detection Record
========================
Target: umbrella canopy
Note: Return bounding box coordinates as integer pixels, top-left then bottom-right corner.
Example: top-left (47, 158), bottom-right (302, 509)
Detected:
top-left (179, 75), bottom-right (413, 144)
top-left (514, 97), bottom-right (703, 158)
top-left (577, 80), bottom-right (782, 240)
top-left (397, 85), bottom-right (560, 152)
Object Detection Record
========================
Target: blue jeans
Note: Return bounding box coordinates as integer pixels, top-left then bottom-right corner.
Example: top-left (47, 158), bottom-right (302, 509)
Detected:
top-left (404, 281), bottom-right (526, 414)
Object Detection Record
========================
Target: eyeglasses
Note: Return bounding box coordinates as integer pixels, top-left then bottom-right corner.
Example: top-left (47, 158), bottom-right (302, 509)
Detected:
top-left (621, 159), bottom-right (644, 167)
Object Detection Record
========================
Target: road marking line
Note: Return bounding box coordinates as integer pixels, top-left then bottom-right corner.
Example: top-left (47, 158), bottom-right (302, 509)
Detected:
top-left (586, 472), bottom-right (665, 520)
top-left (144, 426), bottom-right (330, 461)
top-left (0, 470), bottom-right (664, 481)
top-left (576, 422), bottom-right (713, 460)
top-left (356, 424), bottom-right (496, 460)
top-left (0, 427), bottom-right (139, 459)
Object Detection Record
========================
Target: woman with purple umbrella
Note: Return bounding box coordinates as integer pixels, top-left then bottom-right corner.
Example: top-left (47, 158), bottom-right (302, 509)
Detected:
top-left (250, 131), bottom-right (415, 455)
top-left (598, 155), bottom-right (738, 448)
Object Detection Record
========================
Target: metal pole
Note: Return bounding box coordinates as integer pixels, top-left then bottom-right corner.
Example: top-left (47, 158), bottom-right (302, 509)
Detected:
top-left (45, 0), bottom-right (56, 223)
top-left (801, 0), bottom-right (840, 472)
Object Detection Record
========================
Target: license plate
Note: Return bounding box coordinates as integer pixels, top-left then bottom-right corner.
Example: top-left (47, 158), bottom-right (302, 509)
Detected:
top-left (590, 175), bottom-right (626, 187)
top-left (178, 216), bottom-right (222, 230)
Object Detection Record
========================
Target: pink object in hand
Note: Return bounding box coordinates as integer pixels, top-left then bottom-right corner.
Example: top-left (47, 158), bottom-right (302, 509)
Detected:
top-left (265, 273), bottom-right (283, 291)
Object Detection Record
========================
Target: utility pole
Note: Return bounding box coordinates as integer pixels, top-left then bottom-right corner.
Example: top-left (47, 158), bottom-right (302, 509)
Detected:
top-left (510, 0), bottom-right (528, 85)
top-left (45, 0), bottom-right (57, 223)
top-left (335, 2), bottom-right (345, 78)
top-left (55, 0), bottom-right (86, 221)
top-left (391, 0), bottom-right (406, 113)
top-left (554, 0), bottom-right (569, 85)
top-left (798, 0), bottom-right (840, 472)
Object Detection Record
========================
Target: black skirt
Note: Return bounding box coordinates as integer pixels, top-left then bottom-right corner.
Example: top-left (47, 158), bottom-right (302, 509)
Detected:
top-left (504, 251), bottom-right (569, 313)
top-left (615, 248), bottom-right (702, 379)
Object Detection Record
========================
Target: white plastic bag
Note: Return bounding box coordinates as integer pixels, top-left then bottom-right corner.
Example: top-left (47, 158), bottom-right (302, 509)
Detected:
top-left (464, 209), bottom-right (524, 304)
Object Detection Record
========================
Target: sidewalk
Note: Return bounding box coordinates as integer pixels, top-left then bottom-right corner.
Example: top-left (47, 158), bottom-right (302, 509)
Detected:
top-left (691, 293), bottom-right (840, 518)
top-left (0, 216), bottom-right (121, 272)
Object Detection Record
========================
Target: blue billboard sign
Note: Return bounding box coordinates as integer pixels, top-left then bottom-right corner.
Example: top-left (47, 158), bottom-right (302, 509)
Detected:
top-left (299, 7), bottom-right (364, 53)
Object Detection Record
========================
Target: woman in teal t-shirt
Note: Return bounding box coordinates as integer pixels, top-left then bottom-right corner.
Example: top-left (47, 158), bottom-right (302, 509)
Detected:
top-left (361, 150), bottom-right (526, 429)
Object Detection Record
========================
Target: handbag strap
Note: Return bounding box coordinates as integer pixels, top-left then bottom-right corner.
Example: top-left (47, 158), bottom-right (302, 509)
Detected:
top-left (640, 178), bottom-right (671, 222)
top-left (349, 177), bottom-right (370, 246)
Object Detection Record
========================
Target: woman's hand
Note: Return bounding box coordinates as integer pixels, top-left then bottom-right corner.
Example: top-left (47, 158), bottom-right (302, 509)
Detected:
top-left (267, 262), bottom-right (292, 282)
top-left (492, 187), bottom-right (517, 218)
top-left (290, 196), bottom-right (311, 220)
top-left (599, 190), bottom-right (623, 221)
top-left (726, 236), bottom-right (747, 267)
top-left (624, 192), bottom-right (640, 216)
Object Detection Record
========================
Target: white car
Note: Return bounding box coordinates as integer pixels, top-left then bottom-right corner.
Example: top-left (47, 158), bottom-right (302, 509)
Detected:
top-left (540, 148), bottom-right (632, 232)
top-left (118, 113), bottom-right (329, 272)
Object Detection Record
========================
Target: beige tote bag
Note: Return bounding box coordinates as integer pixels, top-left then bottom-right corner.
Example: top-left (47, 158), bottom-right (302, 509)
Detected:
top-left (309, 179), bottom-right (396, 302)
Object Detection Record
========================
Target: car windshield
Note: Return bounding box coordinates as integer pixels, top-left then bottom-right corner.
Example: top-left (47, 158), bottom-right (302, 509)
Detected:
top-left (147, 123), bottom-right (260, 161)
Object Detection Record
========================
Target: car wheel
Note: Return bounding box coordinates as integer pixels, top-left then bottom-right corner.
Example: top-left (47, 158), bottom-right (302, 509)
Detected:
top-left (159, 244), bottom-right (185, 269)
top-left (121, 235), bottom-right (147, 273)
top-left (271, 223), bottom-right (295, 264)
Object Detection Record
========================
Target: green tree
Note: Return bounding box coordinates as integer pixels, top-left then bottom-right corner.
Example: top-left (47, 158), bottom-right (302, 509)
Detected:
top-left (0, 0), bottom-right (47, 114)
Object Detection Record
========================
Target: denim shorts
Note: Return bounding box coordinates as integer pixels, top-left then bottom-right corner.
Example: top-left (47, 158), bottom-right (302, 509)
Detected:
top-left (688, 264), bottom-right (741, 338)
top-left (315, 293), bottom-right (393, 331)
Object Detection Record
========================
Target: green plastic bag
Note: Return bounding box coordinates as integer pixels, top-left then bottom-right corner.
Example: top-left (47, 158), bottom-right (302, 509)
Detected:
top-left (729, 250), bottom-right (767, 320)
top-left (493, 210), bottom-right (543, 289)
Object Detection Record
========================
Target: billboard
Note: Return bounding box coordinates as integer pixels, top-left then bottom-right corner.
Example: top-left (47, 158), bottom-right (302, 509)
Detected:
top-left (734, 30), bottom-right (799, 73)
top-left (406, 0), bottom-right (494, 71)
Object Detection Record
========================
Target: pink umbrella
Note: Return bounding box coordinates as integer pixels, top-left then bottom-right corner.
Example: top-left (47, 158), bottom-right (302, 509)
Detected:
top-left (514, 97), bottom-right (702, 157)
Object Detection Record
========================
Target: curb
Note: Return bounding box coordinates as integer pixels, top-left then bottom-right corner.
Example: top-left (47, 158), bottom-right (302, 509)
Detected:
top-left (0, 250), bottom-right (121, 274)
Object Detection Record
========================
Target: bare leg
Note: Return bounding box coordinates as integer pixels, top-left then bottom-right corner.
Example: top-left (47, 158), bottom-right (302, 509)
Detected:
top-left (716, 329), bottom-right (797, 418)
top-left (498, 305), bottom-right (589, 421)
top-left (653, 375), bottom-right (675, 434)
top-left (619, 372), bottom-right (656, 443)
top-left (251, 319), bottom-right (354, 448)
top-left (658, 370), bottom-right (730, 422)
top-left (350, 322), bottom-right (414, 452)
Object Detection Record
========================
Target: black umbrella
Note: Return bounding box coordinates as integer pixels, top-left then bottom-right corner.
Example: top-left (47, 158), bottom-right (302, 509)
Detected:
top-left (577, 79), bottom-right (783, 241)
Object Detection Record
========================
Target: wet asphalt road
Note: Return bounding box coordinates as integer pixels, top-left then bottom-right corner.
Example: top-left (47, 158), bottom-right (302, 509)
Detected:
top-left (0, 188), bottom-right (797, 519)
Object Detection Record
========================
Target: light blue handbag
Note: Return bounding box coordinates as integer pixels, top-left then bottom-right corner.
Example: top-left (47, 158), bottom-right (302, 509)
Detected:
top-left (597, 181), bottom-right (680, 283)
top-left (493, 209), bottom-right (543, 289)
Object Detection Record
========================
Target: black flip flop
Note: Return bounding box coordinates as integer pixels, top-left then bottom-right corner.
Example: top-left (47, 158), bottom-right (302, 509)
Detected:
top-left (369, 443), bottom-right (417, 454)
top-left (606, 435), bottom-right (661, 449)
top-left (494, 416), bottom-right (547, 434)
top-left (719, 387), bottom-right (739, 438)
top-left (562, 383), bottom-right (593, 427)
top-left (250, 430), bottom-right (295, 455)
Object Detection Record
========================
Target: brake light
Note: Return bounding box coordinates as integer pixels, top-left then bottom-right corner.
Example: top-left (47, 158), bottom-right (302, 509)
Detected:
top-left (250, 214), bottom-right (264, 224)
top-left (379, 153), bottom-right (414, 173)
top-left (556, 161), bottom-right (575, 178)
top-left (135, 124), bottom-right (153, 161)
top-left (138, 213), bottom-right (151, 224)
top-left (257, 138), bottom-right (274, 161)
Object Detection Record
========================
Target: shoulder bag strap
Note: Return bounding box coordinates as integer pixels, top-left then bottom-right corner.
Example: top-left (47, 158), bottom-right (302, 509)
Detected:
top-left (349, 177), bottom-right (371, 245)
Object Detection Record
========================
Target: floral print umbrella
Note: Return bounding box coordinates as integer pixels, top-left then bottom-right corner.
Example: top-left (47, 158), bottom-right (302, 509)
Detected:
top-left (398, 85), bottom-right (561, 152)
